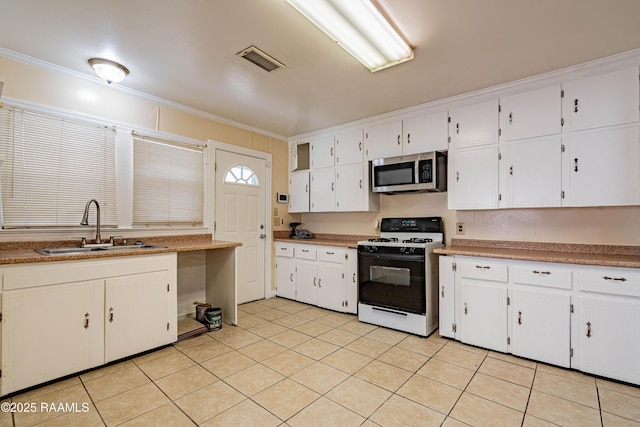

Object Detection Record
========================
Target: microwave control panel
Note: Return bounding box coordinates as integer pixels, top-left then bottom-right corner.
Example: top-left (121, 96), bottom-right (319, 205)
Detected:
top-left (417, 159), bottom-right (433, 183)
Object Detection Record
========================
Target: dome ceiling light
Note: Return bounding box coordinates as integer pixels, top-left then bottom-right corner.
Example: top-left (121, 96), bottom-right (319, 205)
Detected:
top-left (88, 58), bottom-right (129, 84)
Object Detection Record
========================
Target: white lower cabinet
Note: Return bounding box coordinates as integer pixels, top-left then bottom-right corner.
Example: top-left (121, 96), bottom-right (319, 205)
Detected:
top-left (577, 267), bottom-right (640, 385)
top-left (439, 255), bottom-right (640, 385)
top-left (0, 254), bottom-right (177, 396)
top-left (274, 242), bottom-right (356, 313)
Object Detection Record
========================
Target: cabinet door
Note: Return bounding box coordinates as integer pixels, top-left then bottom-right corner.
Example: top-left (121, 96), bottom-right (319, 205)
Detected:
top-left (564, 126), bottom-right (640, 207)
top-left (317, 261), bottom-right (346, 312)
top-left (459, 282), bottom-right (508, 352)
top-left (345, 249), bottom-right (358, 314)
top-left (564, 67), bottom-right (640, 132)
top-left (105, 270), bottom-right (174, 363)
top-left (505, 136), bottom-right (562, 208)
top-left (449, 99), bottom-right (499, 148)
top-left (310, 134), bottom-right (335, 169)
top-left (296, 260), bottom-right (317, 306)
top-left (438, 256), bottom-right (456, 339)
top-left (310, 168), bottom-right (336, 212)
top-left (502, 85), bottom-right (561, 141)
top-left (289, 171), bottom-right (309, 213)
top-left (364, 121), bottom-right (403, 160)
top-left (2, 280), bottom-right (104, 394)
top-left (453, 145), bottom-right (500, 210)
top-left (579, 295), bottom-right (640, 385)
top-left (276, 256), bottom-right (296, 300)
top-left (336, 163), bottom-right (364, 212)
top-left (510, 288), bottom-right (571, 367)
top-left (403, 110), bottom-right (449, 155)
top-left (335, 129), bottom-right (364, 165)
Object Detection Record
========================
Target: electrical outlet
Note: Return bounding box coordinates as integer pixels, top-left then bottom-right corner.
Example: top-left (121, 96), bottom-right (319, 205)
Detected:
top-left (456, 222), bottom-right (465, 235)
top-left (273, 207), bottom-right (278, 216)
top-left (273, 217), bottom-right (280, 226)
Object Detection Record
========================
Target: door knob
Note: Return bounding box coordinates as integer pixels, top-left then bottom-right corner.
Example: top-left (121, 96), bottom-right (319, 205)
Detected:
top-left (259, 234), bottom-right (266, 239)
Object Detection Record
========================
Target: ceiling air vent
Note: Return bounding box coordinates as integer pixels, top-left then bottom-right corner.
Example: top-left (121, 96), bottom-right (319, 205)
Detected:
top-left (237, 46), bottom-right (285, 72)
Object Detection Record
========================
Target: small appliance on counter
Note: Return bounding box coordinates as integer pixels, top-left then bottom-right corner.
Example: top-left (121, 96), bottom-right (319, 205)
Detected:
top-left (289, 222), bottom-right (314, 239)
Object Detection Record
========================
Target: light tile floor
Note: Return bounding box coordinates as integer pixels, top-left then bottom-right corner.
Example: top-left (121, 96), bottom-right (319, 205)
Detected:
top-left (3, 297), bottom-right (640, 426)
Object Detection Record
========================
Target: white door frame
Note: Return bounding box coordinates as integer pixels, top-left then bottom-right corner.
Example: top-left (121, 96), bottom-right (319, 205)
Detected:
top-left (208, 139), bottom-right (274, 300)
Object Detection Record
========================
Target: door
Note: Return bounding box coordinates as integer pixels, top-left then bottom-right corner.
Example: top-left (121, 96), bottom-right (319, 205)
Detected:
top-left (310, 167), bottom-right (335, 212)
top-left (438, 256), bottom-right (456, 339)
top-left (336, 163), bottom-right (364, 212)
top-left (459, 282), bottom-right (508, 352)
top-left (215, 149), bottom-right (268, 303)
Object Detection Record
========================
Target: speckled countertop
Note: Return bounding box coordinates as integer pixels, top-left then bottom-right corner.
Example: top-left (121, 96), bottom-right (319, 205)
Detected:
top-left (273, 231), bottom-right (376, 249)
top-left (434, 239), bottom-right (640, 268)
top-left (0, 234), bottom-right (241, 265)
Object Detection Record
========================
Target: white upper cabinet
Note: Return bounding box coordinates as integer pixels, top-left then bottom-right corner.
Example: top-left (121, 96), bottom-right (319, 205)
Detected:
top-left (453, 145), bottom-right (500, 210)
top-left (336, 163), bottom-right (365, 212)
top-left (289, 171), bottom-right (309, 213)
top-left (563, 125), bottom-right (640, 207)
top-left (310, 167), bottom-right (335, 212)
top-left (310, 134), bottom-right (335, 169)
top-left (449, 99), bottom-right (499, 148)
top-left (402, 110), bottom-right (449, 155)
top-left (335, 129), bottom-right (363, 166)
top-left (505, 136), bottom-right (563, 208)
top-left (501, 85), bottom-right (562, 141)
top-left (364, 121), bottom-right (403, 160)
top-left (563, 67), bottom-right (640, 132)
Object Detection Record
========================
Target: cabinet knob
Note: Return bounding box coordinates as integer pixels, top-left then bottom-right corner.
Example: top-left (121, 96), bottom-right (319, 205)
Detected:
top-left (509, 166), bottom-right (513, 176)
top-left (574, 158), bottom-right (579, 173)
top-left (517, 311), bottom-right (522, 325)
top-left (84, 313), bottom-right (90, 329)
top-left (508, 112), bottom-right (513, 124)
top-left (586, 321), bottom-right (592, 338)
top-left (441, 286), bottom-right (445, 298)
top-left (109, 307), bottom-right (114, 323)
top-left (464, 303), bottom-right (468, 315)
top-left (407, 133), bottom-right (411, 144)
top-left (574, 98), bottom-right (579, 113)
top-left (397, 135), bottom-right (401, 145)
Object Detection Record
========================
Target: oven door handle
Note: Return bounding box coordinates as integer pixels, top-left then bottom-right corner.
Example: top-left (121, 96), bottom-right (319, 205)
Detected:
top-left (372, 307), bottom-right (408, 317)
top-left (357, 252), bottom-right (426, 262)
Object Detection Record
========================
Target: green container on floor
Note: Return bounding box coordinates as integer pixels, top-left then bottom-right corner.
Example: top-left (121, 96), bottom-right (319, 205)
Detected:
top-left (204, 307), bottom-right (222, 330)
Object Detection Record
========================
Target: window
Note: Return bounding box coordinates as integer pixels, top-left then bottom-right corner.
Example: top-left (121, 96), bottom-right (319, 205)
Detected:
top-left (133, 134), bottom-right (205, 226)
top-left (0, 106), bottom-right (116, 228)
top-left (224, 165), bottom-right (259, 186)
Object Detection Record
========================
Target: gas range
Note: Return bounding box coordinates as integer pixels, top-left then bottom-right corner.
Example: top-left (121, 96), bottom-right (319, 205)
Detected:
top-left (357, 217), bottom-right (444, 337)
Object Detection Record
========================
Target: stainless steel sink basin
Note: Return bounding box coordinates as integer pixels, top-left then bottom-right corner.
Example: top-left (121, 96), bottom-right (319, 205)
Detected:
top-left (36, 244), bottom-right (166, 256)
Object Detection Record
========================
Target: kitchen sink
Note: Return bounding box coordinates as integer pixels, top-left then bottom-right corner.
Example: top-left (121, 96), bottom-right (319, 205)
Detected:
top-left (35, 244), bottom-right (166, 256)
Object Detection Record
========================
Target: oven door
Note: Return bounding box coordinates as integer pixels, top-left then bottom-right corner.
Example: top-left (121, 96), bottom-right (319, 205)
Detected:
top-left (358, 249), bottom-right (426, 315)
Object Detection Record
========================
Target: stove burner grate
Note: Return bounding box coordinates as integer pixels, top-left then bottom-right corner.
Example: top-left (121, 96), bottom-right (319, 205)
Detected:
top-left (402, 238), bottom-right (433, 243)
top-left (368, 237), bottom-right (398, 242)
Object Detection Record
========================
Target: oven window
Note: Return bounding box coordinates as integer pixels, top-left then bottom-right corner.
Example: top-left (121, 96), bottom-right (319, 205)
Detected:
top-left (374, 161), bottom-right (415, 187)
top-left (358, 252), bottom-right (426, 315)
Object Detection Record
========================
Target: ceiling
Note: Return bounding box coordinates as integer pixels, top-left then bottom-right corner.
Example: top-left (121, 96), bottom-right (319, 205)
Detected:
top-left (1, 1), bottom-right (640, 139)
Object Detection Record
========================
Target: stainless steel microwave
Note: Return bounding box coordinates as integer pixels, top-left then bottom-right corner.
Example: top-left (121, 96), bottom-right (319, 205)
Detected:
top-left (371, 151), bottom-right (447, 194)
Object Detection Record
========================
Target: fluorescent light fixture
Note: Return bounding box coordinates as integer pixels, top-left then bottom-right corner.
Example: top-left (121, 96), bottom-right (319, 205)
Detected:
top-left (88, 58), bottom-right (129, 84)
top-left (286, 0), bottom-right (413, 72)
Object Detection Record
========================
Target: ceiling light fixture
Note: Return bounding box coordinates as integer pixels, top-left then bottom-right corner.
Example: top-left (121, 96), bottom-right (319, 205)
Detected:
top-left (286, 0), bottom-right (413, 72)
top-left (88, 58), bottom-right (129, 84)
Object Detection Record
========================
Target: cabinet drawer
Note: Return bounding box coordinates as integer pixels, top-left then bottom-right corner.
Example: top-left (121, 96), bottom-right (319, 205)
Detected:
top-left (318, 248), bottom-right (345, 263)
top-left (511, 265), bottom-right (572, 290)
top-left (579, 268), bottom-right (640, 297)
top-left (275, 244), bottom-right (294, 258)
top-left (296, 246), bottom-right (317, 260)
top-left (459, 261), bottom-right (508, 282)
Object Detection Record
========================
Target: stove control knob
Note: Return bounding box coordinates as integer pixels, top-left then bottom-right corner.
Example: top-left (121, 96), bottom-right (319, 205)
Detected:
top-left (409, 247), bottom-right (415, 254)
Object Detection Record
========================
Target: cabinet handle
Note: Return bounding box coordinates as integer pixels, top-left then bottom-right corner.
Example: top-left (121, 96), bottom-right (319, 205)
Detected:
top-left (441, 286), bottom-right (445, 298)
top-left (359, 141), bottom-right (362, 151)
top-left (359, 179), bottom-right (363, 189)
top-left (532, 270), bottom-right (551, 275)
top-left (353, 273), bottom-right (356, 283)
top-left (574, 98), bottom-right (579, 113)
top-left (464, 303), bottom-right (468, 315)
top-left (456, 171), bottom-right (460, 182)
top-left (574, 158), bottom-right (579, 172)
top-left (331, 182), bottom-right (334, 191)
top-left (326, 251), bottom-right (335, 255)
top-left (509, 165), bottom-right (513, 176)
top-left (318, 278), bottom-right (322, 288)
top-left (397, 135), bottom-right (401, 145)
top-left (586, 321), bottom-right (592, 338)
top-left (313, 277), bottom-right (317, 286)
top-left (84, 313), bottom-right (90, 329)
top-left (302, 249), bottom-right (309, 252)
top-left (407, 133), bottom-right (411, 144)
top-left (109, 307), bottom-right (114, 323)
top-left (475, 265), bottom-right (491, 269)
top-left (508, 112), bottom-right (513, 124)
top-left (518, 311), bottom-right (522, 325)
top-left (456, 123), bottom-right (460, 134)
top-left (330, 147), bottom-right (333, 157)
top-left (603, 276), bottom-right (627, 282)
top-left (305, 184), bottom-right (309, 193)
top-left (290, 273), bottom-right (294, 282)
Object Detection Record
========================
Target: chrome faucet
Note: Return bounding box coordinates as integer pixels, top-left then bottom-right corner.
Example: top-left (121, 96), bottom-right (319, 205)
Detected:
top-left (80, 199), bottom-right (102, 245)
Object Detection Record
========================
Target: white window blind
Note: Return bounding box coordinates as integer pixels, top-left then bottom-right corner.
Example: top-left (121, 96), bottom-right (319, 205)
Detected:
top-left (0, 106), bottom-right (117, 228)
top-left (133, 134), bottom-right (204, 226)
